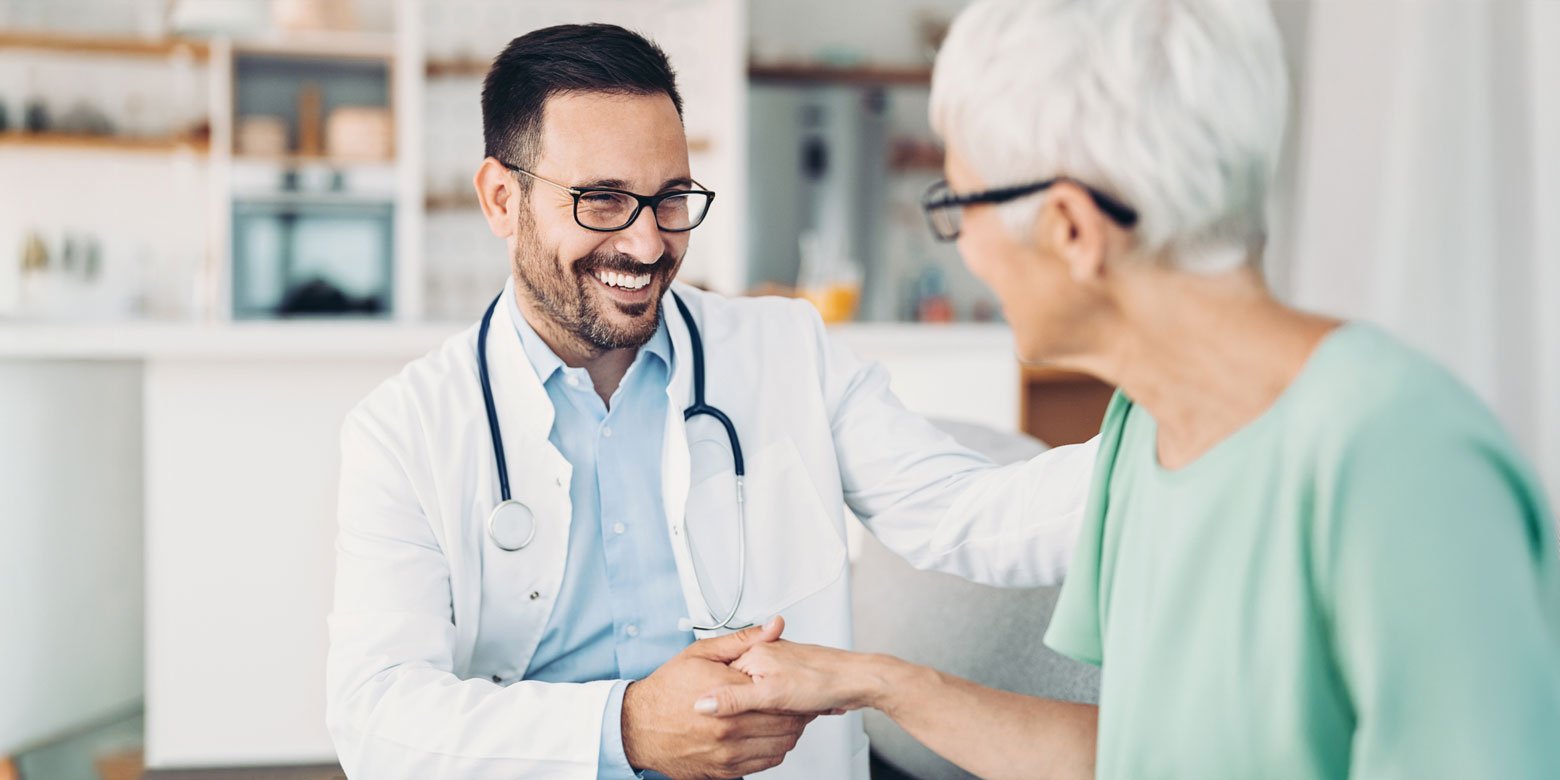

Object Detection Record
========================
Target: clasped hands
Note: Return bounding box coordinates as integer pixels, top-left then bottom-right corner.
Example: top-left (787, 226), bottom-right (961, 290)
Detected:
top-left (621, 616), bottom-right (876, 779)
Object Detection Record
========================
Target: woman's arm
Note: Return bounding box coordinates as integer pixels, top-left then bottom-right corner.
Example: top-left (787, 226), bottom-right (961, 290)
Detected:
top-left (696, 630), bottom-right (1097, 780)
top-left (1324, 411), bottom-right (1560, 777)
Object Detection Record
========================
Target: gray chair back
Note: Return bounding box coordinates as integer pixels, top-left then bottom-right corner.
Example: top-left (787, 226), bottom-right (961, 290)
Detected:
top-left (850, 420), bottom-right (1100, 780)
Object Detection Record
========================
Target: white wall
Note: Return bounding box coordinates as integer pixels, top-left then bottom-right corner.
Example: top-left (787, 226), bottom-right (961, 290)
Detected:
top-left (0, 361), bottom-right (144, 755)
top-left (1534, 2), bottom-right (1560, 505)
top-left (0, 145), bottom-right (209, 322)
top-left (1286, 0), bottom-right (1560, 500)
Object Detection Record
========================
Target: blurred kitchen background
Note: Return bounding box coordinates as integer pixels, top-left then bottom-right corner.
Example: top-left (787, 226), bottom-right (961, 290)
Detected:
top-left (1, 0), bottom-right (1556, 778)
top-left (0, 0), bottom-right (992, 327)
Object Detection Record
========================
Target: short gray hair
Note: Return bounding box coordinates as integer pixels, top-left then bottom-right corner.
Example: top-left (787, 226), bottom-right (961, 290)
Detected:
top-left (930, 0), bottom-right (1289, 273)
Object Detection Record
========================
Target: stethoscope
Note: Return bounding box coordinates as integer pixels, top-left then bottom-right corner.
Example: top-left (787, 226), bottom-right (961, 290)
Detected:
top-left (476, 291), bottom-right (750, 631)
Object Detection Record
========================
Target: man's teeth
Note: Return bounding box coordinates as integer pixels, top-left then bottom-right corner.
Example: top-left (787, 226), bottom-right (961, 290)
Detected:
top-left (594, 270), bottom-right (652, 290)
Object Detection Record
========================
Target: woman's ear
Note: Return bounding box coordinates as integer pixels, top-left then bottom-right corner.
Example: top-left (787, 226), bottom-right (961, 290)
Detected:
top-left (1031, 181), bottom-right (1108, 285)
top-left (474, 158), bottom-right (519, 239)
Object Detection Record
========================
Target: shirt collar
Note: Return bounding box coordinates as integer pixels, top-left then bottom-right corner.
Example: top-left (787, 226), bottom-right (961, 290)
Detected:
top-left (504, 278), bottom-right (673, 386)
top-left (640, 308), bottom-right (673, 373)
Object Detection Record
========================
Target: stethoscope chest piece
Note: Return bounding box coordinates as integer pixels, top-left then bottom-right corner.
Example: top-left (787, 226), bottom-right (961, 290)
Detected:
top-left (488, 499), bottom-right (537, 551)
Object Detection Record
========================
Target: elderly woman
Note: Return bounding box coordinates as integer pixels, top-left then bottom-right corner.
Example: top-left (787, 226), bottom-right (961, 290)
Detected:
top-left (696, 0), bottom-right (1560, 778)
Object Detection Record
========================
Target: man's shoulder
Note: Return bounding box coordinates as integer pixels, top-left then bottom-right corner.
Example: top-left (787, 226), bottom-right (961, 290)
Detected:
top-left (673, 284), bottom-right (821, 329)
top-left (672, 284), bottom-right (827, 361)
top-left (345, 322), bottom-right (481, 435)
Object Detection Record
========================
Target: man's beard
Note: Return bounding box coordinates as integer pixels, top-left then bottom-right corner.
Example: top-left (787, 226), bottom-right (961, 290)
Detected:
top-left (513, 237), bottom-right (680, 352)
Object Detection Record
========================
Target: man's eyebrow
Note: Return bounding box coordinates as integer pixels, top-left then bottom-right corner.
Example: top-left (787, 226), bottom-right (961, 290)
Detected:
top-left (578, 177), bottom-right (630, 189)
top-left (575, 177), bottom-right (695, 192)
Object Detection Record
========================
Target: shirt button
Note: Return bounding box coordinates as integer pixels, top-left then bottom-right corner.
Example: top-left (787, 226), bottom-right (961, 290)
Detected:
top-left (601, 426), bottom-right (613, 438)
top-left (566, 375), bottom-right (580, 388)
top-left (625, 624), bottom-right (640, 638)
top-left (612, 522), bottom-right (626, 535)
top-left (529, 591), bottom-right (540, 600)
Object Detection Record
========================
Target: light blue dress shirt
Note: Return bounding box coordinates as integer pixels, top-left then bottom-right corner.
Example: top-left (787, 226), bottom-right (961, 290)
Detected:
top-left (508, 292), bottom-right (694, 779)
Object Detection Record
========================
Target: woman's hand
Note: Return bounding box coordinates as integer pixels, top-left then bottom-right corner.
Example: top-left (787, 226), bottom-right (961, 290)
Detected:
top-left (697, 618), bottom-right (1098, 780)
top-left (694, 617), bottom-right (895, 718)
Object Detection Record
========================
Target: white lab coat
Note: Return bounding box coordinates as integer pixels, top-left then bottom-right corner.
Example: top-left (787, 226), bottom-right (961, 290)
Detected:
top-left (326, 283), bottom-right (1097, 779)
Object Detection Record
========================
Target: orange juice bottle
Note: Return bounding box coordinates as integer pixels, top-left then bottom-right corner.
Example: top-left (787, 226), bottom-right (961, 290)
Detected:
top-left (797, 231), bottom-right (862, 324)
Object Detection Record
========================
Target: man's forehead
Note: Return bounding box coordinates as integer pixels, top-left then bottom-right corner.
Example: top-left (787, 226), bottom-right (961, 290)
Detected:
top-left (537, 91), bottom-right (690, 187)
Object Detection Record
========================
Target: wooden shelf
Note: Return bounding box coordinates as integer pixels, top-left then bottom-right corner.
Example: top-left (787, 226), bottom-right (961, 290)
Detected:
top-left (425, 194), bottom-right (479, 213)
top-left (233, 153), bottom-right (393, 168)
top-left (889, 140), bottom-right (944, 172)
top-left (233, 32), bottom-right (395, 61)
top-left (425, 58), bottom-right (489, 78)
top-left (0, 30), bottom-right (209, 60)
top-left (0, 132), bottom-right (209, 154)
top-left (749, 62), bottom-right (932, 87)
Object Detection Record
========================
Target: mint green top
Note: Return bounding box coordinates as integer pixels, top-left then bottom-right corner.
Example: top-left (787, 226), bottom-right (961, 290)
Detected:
top-left (1045, 323), bottom-right (1560, 779)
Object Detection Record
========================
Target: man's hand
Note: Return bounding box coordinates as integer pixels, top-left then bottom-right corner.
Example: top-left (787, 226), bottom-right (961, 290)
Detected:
top-left (622, 618), bottom-right (814, 779)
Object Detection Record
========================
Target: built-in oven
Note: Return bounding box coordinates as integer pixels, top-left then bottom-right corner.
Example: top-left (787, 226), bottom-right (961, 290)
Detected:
top-left (230, 195), bottom-right (393, 319)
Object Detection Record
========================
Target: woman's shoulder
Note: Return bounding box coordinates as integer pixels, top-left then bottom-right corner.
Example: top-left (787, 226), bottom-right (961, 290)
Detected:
top-left (1292, 322), bottom-right (1548, 522)
top-left (1290, 322), bottom-right (1511, 453)
top-left (1300, 325), bottom-right (1556, 623)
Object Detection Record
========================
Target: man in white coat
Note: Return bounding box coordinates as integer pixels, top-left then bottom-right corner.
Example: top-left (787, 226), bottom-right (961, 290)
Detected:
top-left (326, 23), bottom-right (1095, 780)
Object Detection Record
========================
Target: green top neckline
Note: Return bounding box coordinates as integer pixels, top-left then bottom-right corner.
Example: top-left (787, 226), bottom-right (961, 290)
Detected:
top-left (1140, 322), bottom-right (1356, 482)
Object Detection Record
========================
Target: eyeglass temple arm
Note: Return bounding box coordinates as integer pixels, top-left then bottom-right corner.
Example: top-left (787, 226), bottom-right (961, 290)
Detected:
top-left (505, 164), bottom-right (579, 195)
top-left (932, 178), bottom-right (1139, 228)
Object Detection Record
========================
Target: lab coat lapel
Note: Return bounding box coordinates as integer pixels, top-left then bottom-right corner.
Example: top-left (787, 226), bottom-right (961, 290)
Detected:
top-left (659, 284), bottom-right (710, 626)
top-left (489, 284), bottom-right (557, 443)
top-left (458, 285), bottom-right (573, 672)
top-left (662, 285), bottom-right (694, 519)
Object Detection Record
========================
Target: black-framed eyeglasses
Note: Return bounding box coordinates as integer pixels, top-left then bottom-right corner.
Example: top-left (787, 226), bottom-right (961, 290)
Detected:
top-left (502, 162), bottom-right (715, 233)
top-left (920, 177), bottom-right (1139, 242)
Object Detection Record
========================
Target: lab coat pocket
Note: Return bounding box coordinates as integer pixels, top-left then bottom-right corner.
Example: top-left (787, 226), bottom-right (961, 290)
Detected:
top-left (683, 436), bottom-right (846, 625)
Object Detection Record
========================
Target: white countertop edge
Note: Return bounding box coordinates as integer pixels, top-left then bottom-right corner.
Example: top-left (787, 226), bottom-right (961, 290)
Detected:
top-left (0, 321), bottom-right (1014, 360)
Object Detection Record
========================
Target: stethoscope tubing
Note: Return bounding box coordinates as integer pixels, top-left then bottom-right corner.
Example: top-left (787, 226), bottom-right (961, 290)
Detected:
top-left (478, 289), bottom-right (751, 630)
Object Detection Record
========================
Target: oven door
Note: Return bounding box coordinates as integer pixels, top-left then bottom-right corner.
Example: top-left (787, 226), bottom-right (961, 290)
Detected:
top-left (231, 197), bottom-right (394, 319)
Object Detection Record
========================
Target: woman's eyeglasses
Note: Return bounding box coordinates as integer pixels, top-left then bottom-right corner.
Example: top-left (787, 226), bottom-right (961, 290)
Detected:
top-left (920, 177), bottom-right (1139, 241)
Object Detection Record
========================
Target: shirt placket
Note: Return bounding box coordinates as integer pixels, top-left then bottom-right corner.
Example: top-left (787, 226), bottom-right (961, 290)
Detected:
top-left (589, 362), bottom-right (649, 678)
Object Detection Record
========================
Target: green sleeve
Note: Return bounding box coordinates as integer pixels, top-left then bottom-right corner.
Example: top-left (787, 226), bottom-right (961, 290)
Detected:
top-left (1324, 408), bottom-right (1560, 778)
top-left (1044, 391), bottom-right (1135, 667)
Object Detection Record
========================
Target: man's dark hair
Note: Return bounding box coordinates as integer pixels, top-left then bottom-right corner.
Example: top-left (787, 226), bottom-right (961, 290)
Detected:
top-left (481, 23), bottom-right (683, 179)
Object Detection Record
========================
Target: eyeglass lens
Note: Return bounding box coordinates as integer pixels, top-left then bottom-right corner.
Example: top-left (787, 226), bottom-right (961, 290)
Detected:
top-left (577, 191), bottom-right (712, 231)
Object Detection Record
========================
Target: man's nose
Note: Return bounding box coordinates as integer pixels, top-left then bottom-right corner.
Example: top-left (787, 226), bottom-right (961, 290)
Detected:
top-left (610, 205), bottom-right (666, 265)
